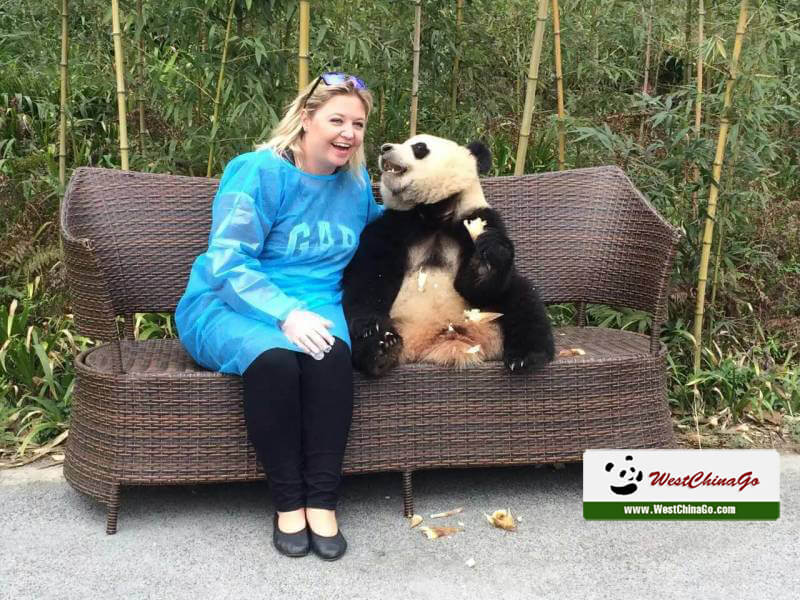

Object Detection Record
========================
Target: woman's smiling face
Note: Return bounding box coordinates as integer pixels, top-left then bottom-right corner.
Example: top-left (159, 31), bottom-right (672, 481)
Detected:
top-left (299, 94), bottom-right (367, 175)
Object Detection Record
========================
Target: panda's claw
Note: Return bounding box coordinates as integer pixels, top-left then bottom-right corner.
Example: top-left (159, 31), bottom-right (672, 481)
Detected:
top-left (504, 349), bottom-right (551, 374)
top-left (354, 321), bottom-right (403, 378)
top-left (507, 358), bottom-right (528, 372)
top-left (384, 331), bottom-right (399, 347)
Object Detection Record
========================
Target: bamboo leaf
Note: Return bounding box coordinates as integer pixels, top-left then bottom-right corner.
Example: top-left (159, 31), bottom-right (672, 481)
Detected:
top-left (359, 39), bottom-right (371, 63)
top-left (313, 24), bottom-right (329, 48)
top-left (7, 299), bottom-right (17, 339)
top-left (32, 342), bottom-right (52, 381)
top-left (18, 422), bottom-right (61, 456)
top-left (715, 38), bottom-right (727, 60)
top-left (31, 395), bottom-right (65, 422)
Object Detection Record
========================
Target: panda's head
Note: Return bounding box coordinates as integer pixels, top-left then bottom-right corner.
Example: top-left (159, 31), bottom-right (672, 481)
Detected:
top-left (378, 134), bottom-right (492, 215)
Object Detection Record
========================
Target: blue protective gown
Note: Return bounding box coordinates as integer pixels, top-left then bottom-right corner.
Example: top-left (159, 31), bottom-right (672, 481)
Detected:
top-left (175, 149), bottom-right (384, 375)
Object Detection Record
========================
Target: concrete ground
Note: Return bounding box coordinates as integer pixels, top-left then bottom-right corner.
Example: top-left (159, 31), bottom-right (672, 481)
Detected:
top-left (2, 454), bottom-right (799, 600)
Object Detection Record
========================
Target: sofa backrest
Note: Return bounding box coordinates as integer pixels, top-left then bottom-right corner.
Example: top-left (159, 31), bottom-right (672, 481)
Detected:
top-left (61, 165), bottom-right (679, 339)
top-left (482, 166), bottom-right (679, 314)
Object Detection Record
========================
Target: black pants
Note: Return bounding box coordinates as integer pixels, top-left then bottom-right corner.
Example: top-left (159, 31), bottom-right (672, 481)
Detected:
top-left (242, 338), bottom-right (353, 512)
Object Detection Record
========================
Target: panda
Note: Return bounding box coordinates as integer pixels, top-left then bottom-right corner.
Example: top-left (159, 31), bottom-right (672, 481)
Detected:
top-left (342, 134), bottom-right (555, 378)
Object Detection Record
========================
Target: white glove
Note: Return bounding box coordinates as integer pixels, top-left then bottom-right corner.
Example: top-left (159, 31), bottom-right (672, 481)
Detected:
top-left (280, 309), bottom-right (335, 360)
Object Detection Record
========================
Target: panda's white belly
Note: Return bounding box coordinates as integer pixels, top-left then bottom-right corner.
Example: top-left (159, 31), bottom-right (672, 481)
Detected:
top-left (390, 236), bottom-right (466, 325)
top-left (389, 235), bottom-right (503, 367)
top-left (390, 267), bottom-right (468, 324)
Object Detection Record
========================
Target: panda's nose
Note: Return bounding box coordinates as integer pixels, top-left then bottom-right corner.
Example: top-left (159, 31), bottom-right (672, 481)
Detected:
top-left (380, 143), bottom-right (393, 154)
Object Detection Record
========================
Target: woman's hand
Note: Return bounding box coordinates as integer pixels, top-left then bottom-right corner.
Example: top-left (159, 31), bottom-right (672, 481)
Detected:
top-left (280, 310), bottom-right (335, 359)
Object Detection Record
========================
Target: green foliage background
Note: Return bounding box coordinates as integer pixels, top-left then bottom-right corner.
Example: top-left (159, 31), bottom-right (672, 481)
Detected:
top-left (1, 0), bottom-right (799, 457)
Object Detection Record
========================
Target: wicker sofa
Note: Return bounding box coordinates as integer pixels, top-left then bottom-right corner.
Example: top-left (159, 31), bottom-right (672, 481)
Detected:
top-left (60, 165), bottom-right (681, 534)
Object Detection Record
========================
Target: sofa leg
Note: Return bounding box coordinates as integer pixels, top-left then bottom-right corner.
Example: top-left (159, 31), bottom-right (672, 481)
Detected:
top-left (105, 484), bottom-right (121, 535)
top-left (402, 470), bottom-right (414, 517)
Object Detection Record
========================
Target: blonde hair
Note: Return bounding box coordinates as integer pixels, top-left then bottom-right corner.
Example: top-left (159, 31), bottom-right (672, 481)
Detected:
top-left (258, 78), bottom-right (373, 185)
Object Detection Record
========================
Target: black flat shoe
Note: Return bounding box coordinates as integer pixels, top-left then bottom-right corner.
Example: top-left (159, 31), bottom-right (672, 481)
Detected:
top-left (309, 527), bottom-right (347, 561)
top-left (273, 513), bottom-right (310, 558)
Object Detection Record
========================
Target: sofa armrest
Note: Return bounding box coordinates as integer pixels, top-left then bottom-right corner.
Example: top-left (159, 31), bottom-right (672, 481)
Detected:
top-left (647, 220), bottom-right (681, 354)
top-left (60, 170), bottom-right (120, 344)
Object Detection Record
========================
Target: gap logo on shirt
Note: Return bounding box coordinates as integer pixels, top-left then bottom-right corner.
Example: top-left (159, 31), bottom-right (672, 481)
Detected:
top-left (284, 221), bottom-right (357, 257)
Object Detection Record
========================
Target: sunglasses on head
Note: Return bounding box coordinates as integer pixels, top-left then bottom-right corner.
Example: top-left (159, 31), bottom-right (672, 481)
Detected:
top-left (302, 72), bottom-right (368, 108)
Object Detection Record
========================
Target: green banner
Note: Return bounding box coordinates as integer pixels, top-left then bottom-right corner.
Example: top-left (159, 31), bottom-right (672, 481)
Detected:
top-left (584, 501), bottom-right (779, 520)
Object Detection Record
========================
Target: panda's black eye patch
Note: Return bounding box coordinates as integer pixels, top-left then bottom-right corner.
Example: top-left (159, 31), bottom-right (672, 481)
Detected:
top-left (411, 142), bottom-right (429, 159)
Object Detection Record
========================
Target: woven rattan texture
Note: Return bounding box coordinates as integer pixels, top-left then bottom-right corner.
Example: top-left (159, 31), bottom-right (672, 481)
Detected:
top-left (60, 165), bottom-right (680, 531)
top-left (61, 166), bottom-right (680, 336)
top-left (62, 168), bottom-right (219, 325)
top-left (482, 167), bottom-right (679, 313)
top-left (70, 327), bottom-right (670, 488)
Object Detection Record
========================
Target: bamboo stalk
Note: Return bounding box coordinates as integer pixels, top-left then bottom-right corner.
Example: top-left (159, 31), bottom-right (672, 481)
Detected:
top-left (410, 0), bottom-right (422, 136)
top-left (206, 0), bottom-right (237, 178)
top-left (692, 0), bottom-right (749, 373)
top-left (691, 0), bottom-right (705, 219)
top-left (708, 202), bottom-right (726, 328)
top-left (196, 6), bottom-right (208, 126)
top-left (298, 0), bottom-right (310, 92)
top-left (58, 0), bottom-right (69, 187)
top-left (551, 0), bottom-right (565, 170)
top-left (708, 135), bottom-right (741, 343)
top-left (642, 0), bottom-right (653, 94)
top-left (638, 0), bottom-right (654, 145)
top-left (450, 0), bottom-right (464, 114)
top-left (137, 0), bottom-right (145, 155)
top-left (111, 0), bottom-right (130, 170)
top-left (653, 45), bottom-right (662, 93)
top-left (379, 85), bottom-right (385, 130)
top-left (684, 0), bottom-right (693, 85)
top-left (514, 0), bottom-right (548, 176)
top-left (591, 4), bottom-right (599, 65)
top-left (515, 8), bottom-right (521, 109)
top-left (694, 0), bottom-right (705, 137)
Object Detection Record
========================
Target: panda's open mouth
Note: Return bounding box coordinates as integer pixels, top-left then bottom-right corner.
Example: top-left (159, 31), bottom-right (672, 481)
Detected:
top-left (379, 157), bottom-right (407, 175)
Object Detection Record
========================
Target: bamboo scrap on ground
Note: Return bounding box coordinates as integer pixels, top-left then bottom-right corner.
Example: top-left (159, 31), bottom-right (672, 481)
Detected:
top-left (420, 525), bottom-right (461, 539)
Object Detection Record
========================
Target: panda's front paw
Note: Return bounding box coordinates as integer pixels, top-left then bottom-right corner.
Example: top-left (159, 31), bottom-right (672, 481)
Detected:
top-left (503, 350), bottom-right (552, 374)
top-left (475, 231), bottom-right (514, 271)
top-left (353, 319), bottom-right (403, 377)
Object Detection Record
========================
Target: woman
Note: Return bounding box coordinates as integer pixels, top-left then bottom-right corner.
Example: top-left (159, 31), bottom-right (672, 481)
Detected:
top-left (175, 73), bottom-right (382, 560)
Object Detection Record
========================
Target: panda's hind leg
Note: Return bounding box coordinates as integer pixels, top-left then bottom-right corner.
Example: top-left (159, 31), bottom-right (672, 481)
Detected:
top-left (498, 274), bottom-right (555, 373)
top-left (351, 317), bottom-right (403, 378)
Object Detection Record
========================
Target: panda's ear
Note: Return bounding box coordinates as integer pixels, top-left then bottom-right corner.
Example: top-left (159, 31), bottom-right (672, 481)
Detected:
top-left (467, 141), bottom-right (492, 175)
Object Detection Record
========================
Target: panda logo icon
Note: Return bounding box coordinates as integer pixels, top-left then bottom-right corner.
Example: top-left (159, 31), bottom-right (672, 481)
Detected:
top-left (604, 455), bottom-right (644, 496)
